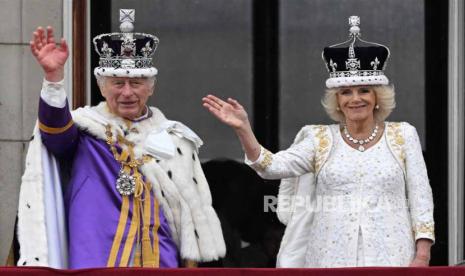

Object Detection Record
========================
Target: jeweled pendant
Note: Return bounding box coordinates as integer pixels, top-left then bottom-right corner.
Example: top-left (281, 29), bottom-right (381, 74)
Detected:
top-left (116, 169), bottom-right (136, 196)
top-left (358, 145), bottom-right (365, 152)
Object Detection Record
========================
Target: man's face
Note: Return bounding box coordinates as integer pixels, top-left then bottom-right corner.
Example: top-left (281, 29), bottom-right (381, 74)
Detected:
top-left (100, 77), bottom-right (154, 120)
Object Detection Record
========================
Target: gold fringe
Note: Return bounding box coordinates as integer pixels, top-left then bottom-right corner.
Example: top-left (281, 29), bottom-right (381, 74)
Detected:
top-left (152, 186), bottom-right (160, 267)
top-left (5, 243), bottom-right (15, 266)
top-left (183, 259), bottom-right (198, 268)
top-left (141, 181), bottom-right (156, 267)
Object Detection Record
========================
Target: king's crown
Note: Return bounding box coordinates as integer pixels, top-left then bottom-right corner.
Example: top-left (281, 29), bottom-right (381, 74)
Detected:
top-left (92, 9), bottom-right (159, 71)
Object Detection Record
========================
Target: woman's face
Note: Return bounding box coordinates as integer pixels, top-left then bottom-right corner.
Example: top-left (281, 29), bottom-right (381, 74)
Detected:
top-left (336, 86), bottom-right (376, 123)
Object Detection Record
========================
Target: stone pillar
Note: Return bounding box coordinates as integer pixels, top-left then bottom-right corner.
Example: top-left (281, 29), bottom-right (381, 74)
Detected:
top-left (0, 0), bottom-right (63, 264)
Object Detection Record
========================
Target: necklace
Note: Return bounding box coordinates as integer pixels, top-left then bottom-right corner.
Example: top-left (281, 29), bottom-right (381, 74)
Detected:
top-left (105, 124), bottom-right (152, 196)
top-left (343, 123), bottom-right (379, 152)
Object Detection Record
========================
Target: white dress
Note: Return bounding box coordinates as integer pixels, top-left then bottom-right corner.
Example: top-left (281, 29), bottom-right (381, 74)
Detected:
top-left (246, 122), bottom-right (434, 267)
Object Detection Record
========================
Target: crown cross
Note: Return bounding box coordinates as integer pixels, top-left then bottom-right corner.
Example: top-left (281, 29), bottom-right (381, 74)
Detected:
top-left (121, 36), bottom-right (136, 57)
top-left (348, 16), bottom-right (361, 38)
top-left (120, 9), bottom-right (135, 23)
top-left (346, 58), bottom-right (360, 72)
top-left (348, 16), bottom-right (360, 28)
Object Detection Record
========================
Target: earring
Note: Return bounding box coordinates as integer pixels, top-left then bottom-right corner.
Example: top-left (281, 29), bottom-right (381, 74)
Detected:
top-left (375, 104), bottom-right (380, 110)
top-left (336, 107), bottom-right (340, 111)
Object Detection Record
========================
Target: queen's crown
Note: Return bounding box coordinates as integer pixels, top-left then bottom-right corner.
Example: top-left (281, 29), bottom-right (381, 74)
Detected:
top-left (322, 16), bottom-right (391, 88)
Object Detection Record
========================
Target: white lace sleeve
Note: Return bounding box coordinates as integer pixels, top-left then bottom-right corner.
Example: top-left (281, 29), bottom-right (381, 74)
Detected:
top-left (403, 122), bottom-right (435, 242)
top-left (244, 127), bottom-right (315, 179)
top-left (40, 78), bottom-right (67, 108)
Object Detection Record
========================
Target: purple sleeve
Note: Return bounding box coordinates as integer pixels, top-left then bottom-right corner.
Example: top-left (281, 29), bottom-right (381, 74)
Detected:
top-left (38, 97), bottom-right (79, 157)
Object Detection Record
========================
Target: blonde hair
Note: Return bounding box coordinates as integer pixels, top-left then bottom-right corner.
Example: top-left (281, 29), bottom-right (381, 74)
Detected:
top-left (321, 85), bottom-right (396, 122)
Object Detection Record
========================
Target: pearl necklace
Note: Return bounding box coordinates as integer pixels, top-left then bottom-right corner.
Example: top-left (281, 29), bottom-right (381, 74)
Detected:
top-left (343, 123), bottom-right (379, 152)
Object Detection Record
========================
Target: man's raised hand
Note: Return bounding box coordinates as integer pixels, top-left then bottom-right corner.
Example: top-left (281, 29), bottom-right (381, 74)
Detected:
top-left (30, 26), bottom-right (68, 82)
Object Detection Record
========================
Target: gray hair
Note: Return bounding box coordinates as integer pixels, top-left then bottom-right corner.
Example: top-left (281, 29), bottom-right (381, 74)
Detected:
top-left (95, 75), bottom-right (157, 91)
top-left (321, 85), bottom-right (396, 122)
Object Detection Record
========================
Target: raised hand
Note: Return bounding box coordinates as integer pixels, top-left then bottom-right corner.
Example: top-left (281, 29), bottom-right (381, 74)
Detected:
top-left (203, 94), bottom-right (261, 161)
top-left (30, 26), bottom-right (69, 82)
top-left (202, 94), bottom-right (250, 130)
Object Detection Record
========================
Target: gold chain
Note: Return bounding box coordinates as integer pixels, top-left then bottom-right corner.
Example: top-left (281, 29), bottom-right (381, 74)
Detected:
top-left (105, 124), bottom-right (153, 198)
top-left (105, 124), bottom-right (152, 167)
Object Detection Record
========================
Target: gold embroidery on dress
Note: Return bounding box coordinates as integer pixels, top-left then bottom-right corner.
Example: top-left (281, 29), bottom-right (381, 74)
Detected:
top-left (258, 147), bottom-right (273, 170)
top-left (313, 125), bottom-right (330, 173)
top-left (386, 122), bottom-right (406, 169)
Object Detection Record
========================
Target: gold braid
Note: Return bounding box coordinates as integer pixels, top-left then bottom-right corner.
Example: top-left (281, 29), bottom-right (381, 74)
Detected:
top-left (105, 123), bottom-right (158, 267)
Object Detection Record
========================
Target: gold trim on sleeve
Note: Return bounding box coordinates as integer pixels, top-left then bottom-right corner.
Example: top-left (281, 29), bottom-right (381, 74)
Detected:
top-left (151, 189), bottom-right (160, 267)
top-left (413, 222), bottom-right (435, 236)
top-left (38, 120), bottom-right (74, 134)
top-left (258, 147), bottom-right (273, 170)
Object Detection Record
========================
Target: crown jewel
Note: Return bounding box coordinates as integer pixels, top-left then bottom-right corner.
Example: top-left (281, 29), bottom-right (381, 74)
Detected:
top-left (93, 9), bottom-right (159, 78)
top-left (322, 16), bottom-right (390, 88)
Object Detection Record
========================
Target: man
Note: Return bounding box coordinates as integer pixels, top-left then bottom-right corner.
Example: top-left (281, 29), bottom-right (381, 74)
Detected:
top-left (17, 9), bottom-right (225, 269)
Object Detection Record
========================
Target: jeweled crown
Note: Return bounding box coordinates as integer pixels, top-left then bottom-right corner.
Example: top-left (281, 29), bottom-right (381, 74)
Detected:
top-left (93, 9), bottom-right (159, 78)
top-left (322, 16), bottom-right (390, 88)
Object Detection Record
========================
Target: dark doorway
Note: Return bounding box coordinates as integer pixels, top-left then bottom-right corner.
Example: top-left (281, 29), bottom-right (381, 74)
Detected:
top-left (89, 0), bottom-right (450, 266)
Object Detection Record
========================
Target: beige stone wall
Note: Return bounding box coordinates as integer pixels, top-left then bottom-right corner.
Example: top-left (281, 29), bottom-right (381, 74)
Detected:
top-left (0, 0), bottom-right (63, 264)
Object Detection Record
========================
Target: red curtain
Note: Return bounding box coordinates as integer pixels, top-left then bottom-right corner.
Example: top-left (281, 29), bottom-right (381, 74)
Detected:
top-left (0, 267), bottom-right (464, 276)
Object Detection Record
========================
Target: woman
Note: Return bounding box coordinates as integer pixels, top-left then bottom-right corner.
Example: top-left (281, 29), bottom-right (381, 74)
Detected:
top-left (202, 16), bottom-right (434, 267)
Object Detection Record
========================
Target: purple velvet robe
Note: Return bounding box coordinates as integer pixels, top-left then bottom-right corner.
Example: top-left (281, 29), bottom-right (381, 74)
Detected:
top-left (38, 98), bottom-right (179, 269)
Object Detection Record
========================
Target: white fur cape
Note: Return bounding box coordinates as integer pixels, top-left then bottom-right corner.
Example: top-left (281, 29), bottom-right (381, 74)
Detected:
top-left (17, 103), bottom-right (226, 268)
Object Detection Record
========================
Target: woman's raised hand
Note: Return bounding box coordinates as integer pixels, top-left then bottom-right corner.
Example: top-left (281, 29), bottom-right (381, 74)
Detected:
top-left (202, 95), bottom-right (250, 130)
top-left (202, 94), bottom-right (261, 161)
top-left (30, 26), bottom-right (69, 82)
